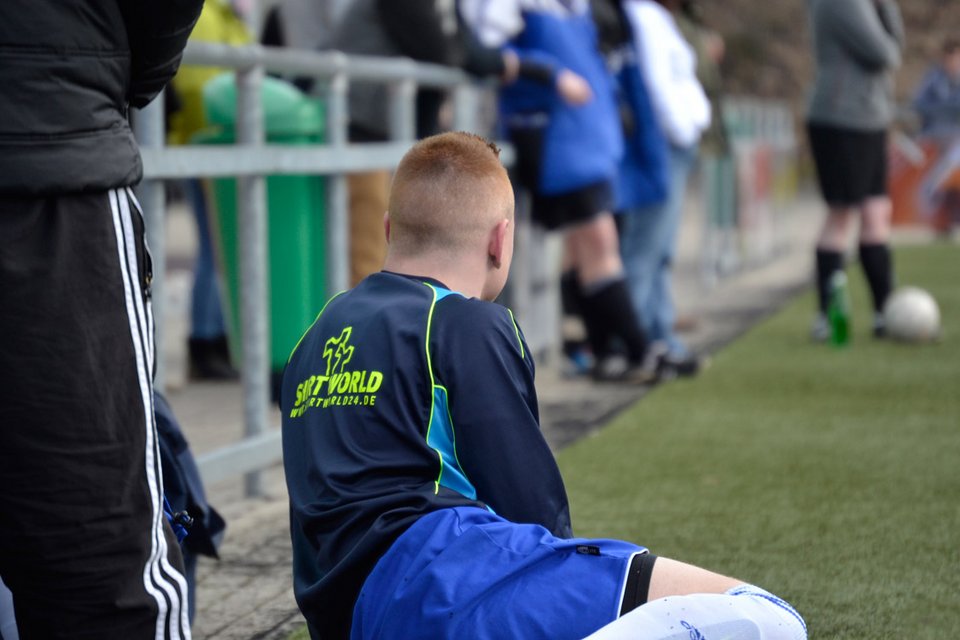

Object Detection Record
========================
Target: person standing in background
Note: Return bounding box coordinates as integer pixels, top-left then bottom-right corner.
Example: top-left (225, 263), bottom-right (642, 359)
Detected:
top-left (618, 0), bottom-right (711, 373)
top-left (912, 38), bottom-right (960, 140)
top-left (912, 37), bottom-right (960, 235)
top-left (462, 0), bottom-right (685, 383)
top-left (806, 0), bottom-right (904, 340)
top-left (262, 0), bottom-right (350, 52)
top-left (330, 0), bottom-right (465, 286)
top-left (169, 0), bottom-right (252, 380)
top-left (555, 0), bottom-right (670, 378)
top-left (0, 0), bottom-right (201, 637)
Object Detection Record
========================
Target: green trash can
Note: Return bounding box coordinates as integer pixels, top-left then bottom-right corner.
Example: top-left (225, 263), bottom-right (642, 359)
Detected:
top-left (194, 73), bottom-right (326, 383)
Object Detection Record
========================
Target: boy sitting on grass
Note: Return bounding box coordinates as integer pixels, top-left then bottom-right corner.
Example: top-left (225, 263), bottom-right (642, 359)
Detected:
top-left (281, 131), bottom-right (806, 640)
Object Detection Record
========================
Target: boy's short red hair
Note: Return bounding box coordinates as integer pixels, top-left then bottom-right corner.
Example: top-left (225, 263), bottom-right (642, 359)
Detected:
top-left (388, 132), bottom-right (513, 255)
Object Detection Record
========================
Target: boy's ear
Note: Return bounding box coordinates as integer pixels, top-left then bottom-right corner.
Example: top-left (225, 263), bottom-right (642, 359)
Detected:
top-left (383, 211), bottom-right (391, 243)
top-left (488, 218), bottom-right (510, 269)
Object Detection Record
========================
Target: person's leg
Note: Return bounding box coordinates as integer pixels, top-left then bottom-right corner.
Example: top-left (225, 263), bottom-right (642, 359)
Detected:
top-left (814, 205), bottom-right (856, 326)
top-left (858, 196), bottom-right (894, 323)
top-left (0, 190), bottom-right (191, 639)
top-left (646, 557), bottom-right (742, 599)
top-left (188, 179), bottom-right (225, 341)
top-left (648, 145), bottom-right (697, 355)
top-left (587, 557), bottom-right (806, 640)
top-left (808, 122), bottom-right (856, 337)
top-left (559, 254), bottom-right (593, 373)
top-left (569, 211), bottom-right (625, 286)
top-left (187, 179), bottom-right (237, 379)
top-left (619, 203), bottom-right (666, 338)
top-left (568, 213), bottom-right (651, 368)
top-left (855, 126), bottom-right (895, 332)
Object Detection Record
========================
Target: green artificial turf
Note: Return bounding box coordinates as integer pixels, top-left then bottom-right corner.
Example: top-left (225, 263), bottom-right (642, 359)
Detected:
top-left (286, 626), bottom-right (310, 640)
top-left (557, 243), bottom-right (959, 639)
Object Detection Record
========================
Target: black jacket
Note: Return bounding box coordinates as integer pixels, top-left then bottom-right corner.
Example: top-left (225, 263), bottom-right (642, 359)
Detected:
top-left (0, 0), bottom-right (202, 196)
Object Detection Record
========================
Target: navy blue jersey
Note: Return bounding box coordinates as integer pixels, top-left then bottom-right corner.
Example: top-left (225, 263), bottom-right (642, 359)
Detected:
top-left (281, 271), bottom-right (572, 639)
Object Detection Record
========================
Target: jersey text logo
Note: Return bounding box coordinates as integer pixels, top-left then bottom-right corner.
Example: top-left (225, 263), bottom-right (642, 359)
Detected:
top-left (289, 326), bottom-right (384, 418)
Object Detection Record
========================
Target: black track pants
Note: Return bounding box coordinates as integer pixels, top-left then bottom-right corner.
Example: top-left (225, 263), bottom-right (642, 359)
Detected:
top-left (0, 188), bottom-right (190, 639)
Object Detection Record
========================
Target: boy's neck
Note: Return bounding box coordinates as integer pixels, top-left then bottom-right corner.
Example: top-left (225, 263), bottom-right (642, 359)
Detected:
top-left (382, 254), bottom-right (485, 299)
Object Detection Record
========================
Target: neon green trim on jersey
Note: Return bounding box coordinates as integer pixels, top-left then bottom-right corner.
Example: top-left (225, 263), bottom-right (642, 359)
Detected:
top-left (286, 290), bottom-right (346, 364)
top-left (422, 283), bottom-right (442, 494)
top-left (507, 308), bottom-right (525, 360)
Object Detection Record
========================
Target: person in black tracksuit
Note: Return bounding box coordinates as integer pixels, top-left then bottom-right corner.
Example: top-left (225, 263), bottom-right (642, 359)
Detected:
top-left (0, 1), bottom-right (202, 638)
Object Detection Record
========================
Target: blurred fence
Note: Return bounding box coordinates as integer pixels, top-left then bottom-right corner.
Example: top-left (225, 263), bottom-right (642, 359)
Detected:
top-left (699, 97), bottom-right (800, 288)
top-left (135, 43), bottom-right (800, 497)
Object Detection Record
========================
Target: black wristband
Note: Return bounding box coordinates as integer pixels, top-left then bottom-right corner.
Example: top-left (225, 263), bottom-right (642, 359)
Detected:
top-left (518, 59), bottom-right (555, 85)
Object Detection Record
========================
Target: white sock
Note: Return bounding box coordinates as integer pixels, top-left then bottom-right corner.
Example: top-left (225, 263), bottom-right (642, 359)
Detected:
top-left (584, 584), bottom-right (806, 640)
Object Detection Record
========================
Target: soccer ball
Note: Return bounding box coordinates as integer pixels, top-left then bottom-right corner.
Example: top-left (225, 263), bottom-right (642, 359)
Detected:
top-left (883, 287), bottom-right (941, 343)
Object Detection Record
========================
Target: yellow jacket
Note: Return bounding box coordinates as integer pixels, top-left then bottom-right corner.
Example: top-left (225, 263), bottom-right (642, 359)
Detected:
top-left (168, 0), bottom-right (251, 144)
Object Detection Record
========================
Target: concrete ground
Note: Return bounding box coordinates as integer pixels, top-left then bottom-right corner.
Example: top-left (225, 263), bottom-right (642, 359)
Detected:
top-left (161, 189), bottom-right (827, 639)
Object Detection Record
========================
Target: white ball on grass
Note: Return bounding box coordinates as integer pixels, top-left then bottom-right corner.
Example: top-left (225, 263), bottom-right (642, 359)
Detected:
top-left (883, 286), bottom-right (941, 343)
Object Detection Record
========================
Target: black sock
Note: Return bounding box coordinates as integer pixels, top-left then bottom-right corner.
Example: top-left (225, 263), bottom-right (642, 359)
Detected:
top-left (815, 248), bottom-right (844, 314)
top-left (859, 243), bottom-right (893, 312)
top-left (580, 278), bottom-right (648, 362)
top-left (561, 269), bottom-right (588, 356)
top-left (560, 269), bottom-right (581, 318)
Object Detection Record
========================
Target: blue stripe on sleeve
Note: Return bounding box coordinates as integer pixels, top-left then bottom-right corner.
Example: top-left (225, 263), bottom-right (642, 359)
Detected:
top-left (427, 385), bottom-right (478, 501)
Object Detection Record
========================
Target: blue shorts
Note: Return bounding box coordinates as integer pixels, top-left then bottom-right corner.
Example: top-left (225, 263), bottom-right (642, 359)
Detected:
top-left (351, 507), bottom-right (649, 640)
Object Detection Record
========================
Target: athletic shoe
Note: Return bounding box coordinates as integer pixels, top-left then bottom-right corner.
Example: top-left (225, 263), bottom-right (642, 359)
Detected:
top-left (663, 351), bottom-right (709, 377)
top-left (189, 336), bottom-right (240, 381)
top-left (562, 347), bottom-right (594, 378)
top-left (592, 354), bottom-right (635, 383)
top-left (872, 312), bottom-right (887, 338)
top-left (810, 314), bottom-right (830, 342)
top-left (592, 343), bottom-right (670, 385)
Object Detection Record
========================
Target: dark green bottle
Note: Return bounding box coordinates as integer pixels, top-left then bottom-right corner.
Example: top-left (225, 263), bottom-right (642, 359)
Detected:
top-left (827, 271), bottom-right (850, 347)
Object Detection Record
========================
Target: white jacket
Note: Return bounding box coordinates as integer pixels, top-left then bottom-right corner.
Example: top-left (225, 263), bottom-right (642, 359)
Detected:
top-left (624, 0), bottom-right (711, 148)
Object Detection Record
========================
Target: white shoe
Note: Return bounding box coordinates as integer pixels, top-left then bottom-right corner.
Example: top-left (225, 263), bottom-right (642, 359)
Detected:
top-left (811, 314), bottom-right (830, 342)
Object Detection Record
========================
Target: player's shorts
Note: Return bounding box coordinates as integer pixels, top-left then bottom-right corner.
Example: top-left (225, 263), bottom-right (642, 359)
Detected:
top-left (807, 121), bottom-right (888, 206)
top-left (509, 123), bottom-right (614, 230)
top-left (351, 506), bottom-right (655, 640)
top-left (530, 181), bottom-right (615, 231)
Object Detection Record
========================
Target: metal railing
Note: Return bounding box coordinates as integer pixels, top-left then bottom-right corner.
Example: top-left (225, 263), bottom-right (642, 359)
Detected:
top-left (135, 42), bottom-right (801, 497)
top-left (698, 97), bottom-right (800, 287)
top-left (135, 42), bottom-right (495, 495)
